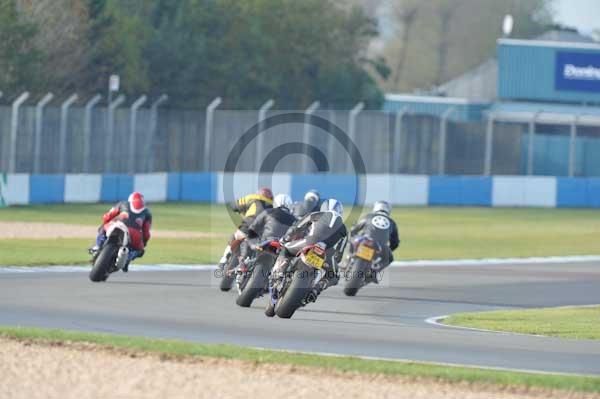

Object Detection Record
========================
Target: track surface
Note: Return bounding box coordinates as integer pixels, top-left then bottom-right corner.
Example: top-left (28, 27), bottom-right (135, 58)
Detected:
top-left (1, 262), bottom-right (599, 375)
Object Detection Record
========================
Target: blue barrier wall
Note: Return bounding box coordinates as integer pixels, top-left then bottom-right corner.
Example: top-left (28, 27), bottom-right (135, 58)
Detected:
top-left (2, 172), bottom-right (600, 208)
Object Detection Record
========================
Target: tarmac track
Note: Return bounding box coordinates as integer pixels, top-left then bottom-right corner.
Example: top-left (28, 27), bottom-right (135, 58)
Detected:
top-left (1, 262), bottom-right (599, 375)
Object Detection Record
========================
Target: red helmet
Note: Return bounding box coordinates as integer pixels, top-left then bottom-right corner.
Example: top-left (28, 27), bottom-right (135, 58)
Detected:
top-left (128, 192), bottom-right (146, 213)
top-left (258, 187), bottom-right (273, 200)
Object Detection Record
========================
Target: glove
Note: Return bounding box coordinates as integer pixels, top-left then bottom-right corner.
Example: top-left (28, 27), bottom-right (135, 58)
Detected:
top-left (138, 249), bottom-right (145, 258)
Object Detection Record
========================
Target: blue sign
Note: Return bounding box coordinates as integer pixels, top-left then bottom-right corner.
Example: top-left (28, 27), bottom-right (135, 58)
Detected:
top-left (555, 51), bottom-right (600, 92)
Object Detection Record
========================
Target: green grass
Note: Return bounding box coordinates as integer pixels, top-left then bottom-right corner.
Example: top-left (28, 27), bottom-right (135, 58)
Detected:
top-left (445, 306), bottom-right (600, 340)
top-left (1, 204), bottom-right (600, 265)
top-left (1, 326), bottom-right (599, 393)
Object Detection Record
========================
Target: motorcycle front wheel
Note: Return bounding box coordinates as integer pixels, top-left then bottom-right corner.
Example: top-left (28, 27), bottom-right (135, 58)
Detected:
top-left (89, 243), bottom-right (118, 282)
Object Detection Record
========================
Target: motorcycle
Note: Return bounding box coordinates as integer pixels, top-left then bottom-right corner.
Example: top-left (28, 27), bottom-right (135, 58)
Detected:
top-left (342, 236), bottom-right (382, 296)
top-left (218, 244), bottom-right (240, 292)
top-left (235, 240), bottom-right (281, 307)
top-left (89, 220), bottom-right (133, 282)
top-left (268, 241), bottom-right (329, 319)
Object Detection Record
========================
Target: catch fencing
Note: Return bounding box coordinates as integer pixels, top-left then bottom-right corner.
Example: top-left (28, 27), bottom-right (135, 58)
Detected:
top-left (1, 93), bottom-right (600, 177)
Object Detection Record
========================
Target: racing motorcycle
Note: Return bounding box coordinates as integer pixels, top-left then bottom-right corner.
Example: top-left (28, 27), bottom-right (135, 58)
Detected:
top-left (342, 236), bottom-right (382, 296)
top-left (218, 245), bottom-right (240, 291)
top-left (235, 240), bottom-right (281, 307)
top-left (268, 241), bottom-right (329, 319)
top-left (89, 220), bottom-right (134, 282)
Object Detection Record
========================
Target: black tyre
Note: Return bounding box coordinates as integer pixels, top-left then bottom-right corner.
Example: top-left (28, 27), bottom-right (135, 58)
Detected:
top-left (343, 258), bottom-right (369, 296)
top-left (236, 260), bottom-right (270, 307)
top-left (219, 255), bottom-right (238, 292)
top-left (89, 243), bottom-right (117, 282)
top-left (275, 267), bottom-right (313, 319)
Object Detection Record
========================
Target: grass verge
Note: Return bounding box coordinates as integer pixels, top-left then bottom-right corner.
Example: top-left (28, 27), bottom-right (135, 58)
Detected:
top-left (2, 204), bottom-right (600, 265)
top-left (1, 326), bottom-right (599, 393)
top-left (444, 306), bottom-right (600, 340)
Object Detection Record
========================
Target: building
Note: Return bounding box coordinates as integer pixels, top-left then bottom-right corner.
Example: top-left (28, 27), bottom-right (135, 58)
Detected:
top-left (384, 30), bottom-right (600, 177)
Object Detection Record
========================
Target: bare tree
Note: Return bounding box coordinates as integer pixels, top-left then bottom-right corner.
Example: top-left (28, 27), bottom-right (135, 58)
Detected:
top-left (391, 0), bottom-right (418, 88)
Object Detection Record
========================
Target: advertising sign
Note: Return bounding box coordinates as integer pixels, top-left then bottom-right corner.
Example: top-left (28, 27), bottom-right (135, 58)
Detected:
top-left (555, 51), bottom-right (600, 92)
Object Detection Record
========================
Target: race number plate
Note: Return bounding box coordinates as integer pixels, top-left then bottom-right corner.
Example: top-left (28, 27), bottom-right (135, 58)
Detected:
top-left (356, 244), bottom-right (375, 261)
top-left (305, 250), bottom-right (325, 269)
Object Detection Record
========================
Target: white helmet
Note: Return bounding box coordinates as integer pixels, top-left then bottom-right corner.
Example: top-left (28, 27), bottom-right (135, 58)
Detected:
top-left (273, 194), bottom-right (292, 209)
top-left (304, 189), bottom-right (320, 202)
top-left (373, 200), bottom-right (391, 215)
top-left (320, 198), bottom-right (343, 216)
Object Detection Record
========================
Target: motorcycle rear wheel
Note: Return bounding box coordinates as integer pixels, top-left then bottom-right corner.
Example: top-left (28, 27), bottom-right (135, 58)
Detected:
top-left (343, 258), bottom-right (369, 296)
top-left (275, 267), bottom-right (313, 319)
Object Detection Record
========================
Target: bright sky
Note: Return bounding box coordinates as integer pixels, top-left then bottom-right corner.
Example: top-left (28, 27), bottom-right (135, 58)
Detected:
top-left (554, 0), bottom-right (600, 34)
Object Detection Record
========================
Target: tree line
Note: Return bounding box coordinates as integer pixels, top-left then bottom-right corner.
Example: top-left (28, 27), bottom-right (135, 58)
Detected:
top-left (1, 0), bottom-right (384, 108)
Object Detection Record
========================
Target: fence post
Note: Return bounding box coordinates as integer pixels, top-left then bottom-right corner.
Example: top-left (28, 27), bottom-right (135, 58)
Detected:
top-left (83, 94), bottom-right (102, 173)
top-left (105, 95), bottom-right (126, 173)
top-left (204, 97), bottom-right (222, 171)
top-left (347, 102), bottom-right (364, 173)
top-left (9, 92), bottom-right (30, 173)
top-left (302, 101), bottom-right (320, 173)
top-left (484, 113), bottom-right (495, 176)
top-left (438, 107), bottom-right (456, 175)
top-left (147, 95), bottom-right (168, 172)
top-left (128, 95), bottom-right (148, 174)
top-left (33, 93), bottom-right (54, 173)
top-left (58, 94), bottom-right (79, 173)
top-left (568, 114), bottom-right (579, 178)
top-left (394, 106), bottom-right (410, 173)
top-left (527, 112), bottom-right (539, 176)
top-left (255, 99), bottom-right (275, 172)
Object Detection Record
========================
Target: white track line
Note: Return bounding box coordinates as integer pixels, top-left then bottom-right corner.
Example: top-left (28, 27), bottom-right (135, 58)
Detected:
top-left (1, 254), bottom-right (600, 273)
top-left (424, 315), bottom-right (548, 338)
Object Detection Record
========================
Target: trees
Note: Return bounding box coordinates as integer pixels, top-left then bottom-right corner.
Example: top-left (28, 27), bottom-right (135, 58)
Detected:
top-left (3, 0), bottom-right (382, 108)
top-left (380, 0), bottom-right (554, 93)
top-left (0, 0), bottom-right (42, 94)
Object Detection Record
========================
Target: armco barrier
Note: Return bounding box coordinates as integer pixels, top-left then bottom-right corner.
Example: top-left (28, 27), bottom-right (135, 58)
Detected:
top-left (1, 173), bottom-right (598, 208)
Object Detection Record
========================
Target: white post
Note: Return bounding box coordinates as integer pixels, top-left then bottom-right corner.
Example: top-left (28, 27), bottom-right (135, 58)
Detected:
top-left (484, 113), bottom-right (495, 176)
top-left (527, 112), bottom-right (539, 176)
top-left (33, 93), bottom-right (54, 173)
top-left (204, 97), bottom-right (222, 171)
top-left (147, 94), bottom-right (168, 172)
top-left (255, 99), bottom-right (275, 172)
top-left (9, 92), bottom-right (30, 173)
top-left (394, 106), bottom-right (410, 173)
top-left (438, 107), bottom-right (456, 175)
top-left (302, 101), bottom-right (320, 173)
top-left (128, 95), bottom-right (148, 173)
top-left (83, 94), bottom-right (102, 173)
top-left (105, 95), bottom-right (126, 173)
top-left (568, 114), bottom-right (579, 178)
top-left (347, 102), bottom-right (364, 173)
top-left (58, 94), bottom-right (79, 173)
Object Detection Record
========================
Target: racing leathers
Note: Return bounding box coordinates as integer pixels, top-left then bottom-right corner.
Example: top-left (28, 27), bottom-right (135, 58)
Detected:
top-left (239, 206), bottom-right (297, 261)
top-left (95, 201), bottom-right (152, 263)
top-left (273, 210), bottom-right (347, 298)
top-left (291, 197), bottom-right (322, 219)
top-left (349, 211), bottom-right (399, 270)
top-left (220, 193), bottom-right (273, 264)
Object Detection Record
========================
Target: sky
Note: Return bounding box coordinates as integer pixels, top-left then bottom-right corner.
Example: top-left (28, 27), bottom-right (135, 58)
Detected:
top-left (554, 0), bottom-right (600, 34)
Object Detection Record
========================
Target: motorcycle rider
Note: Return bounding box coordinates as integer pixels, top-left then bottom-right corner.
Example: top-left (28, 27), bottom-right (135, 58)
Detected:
top-left (247, 194), bottom-right (297, 242)
top-left (292, 189), bottom-right (322, 218)
top-left (90, 192), bottom-right (152, 272)
top-left (266, 198), bottom-right (347, 316)
top-left (218, 188), bottom-right (273, 267)
top-left (237, 194), bottom-right (297, 269)
top-left (349, 200), bottom-right (399, 273)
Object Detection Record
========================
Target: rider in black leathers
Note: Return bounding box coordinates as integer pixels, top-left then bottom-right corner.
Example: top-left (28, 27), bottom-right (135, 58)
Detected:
top-left (349, 200), bottom-right (400, 270)
top-left (271, 198), bottom-right (347, 304)
top-left (292, 189), bottom-right (322, 219)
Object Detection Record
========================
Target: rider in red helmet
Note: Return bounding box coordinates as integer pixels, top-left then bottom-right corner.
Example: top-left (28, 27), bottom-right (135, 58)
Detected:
top-left (90, 192), bottom-right (152, 272)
